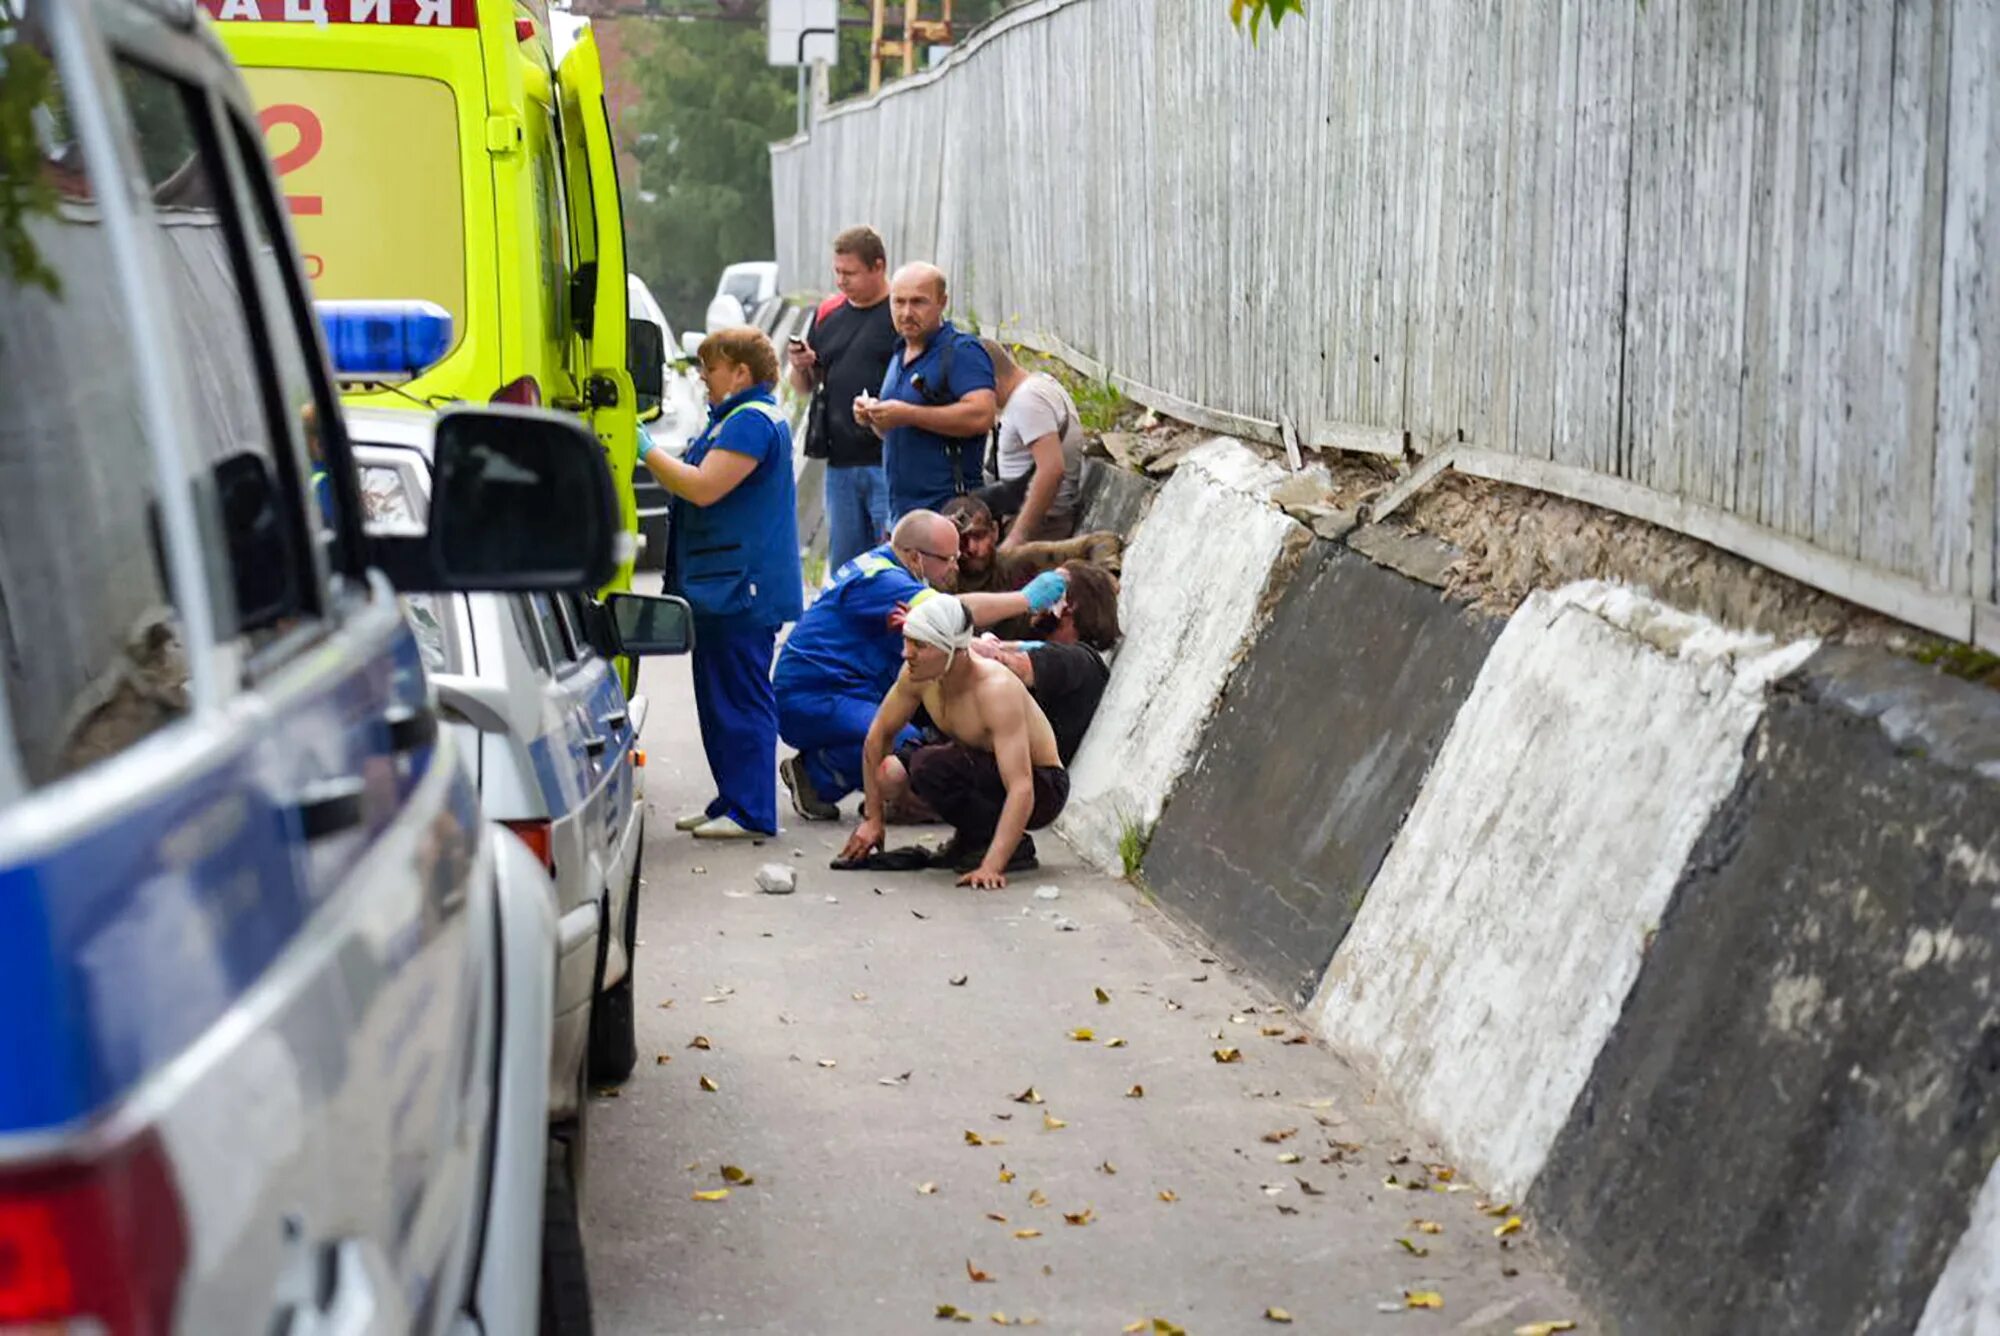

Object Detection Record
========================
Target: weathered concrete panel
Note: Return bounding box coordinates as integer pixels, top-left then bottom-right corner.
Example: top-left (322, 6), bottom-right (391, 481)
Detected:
top-left (1532, 647), bottom-right (2000, 1336)
top-left (1919, 1156), bottom-right (2000, 1335)
top-left (1142, 545), bottom-right (1501, 1005)
top-left (1310, 583), bottom-right (1816, 1198)
top-left (1073, 457), bottom-right (1157, 539)
top-left (1058, 440), bottom-right (1305, 872)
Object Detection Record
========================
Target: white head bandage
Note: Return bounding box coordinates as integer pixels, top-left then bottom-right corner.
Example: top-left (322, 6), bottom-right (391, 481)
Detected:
top-left (902, 593), bottom-right (976, 669)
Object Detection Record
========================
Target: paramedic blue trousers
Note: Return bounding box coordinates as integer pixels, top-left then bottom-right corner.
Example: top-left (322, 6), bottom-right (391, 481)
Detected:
top-left (777, 683), bottom-right (921, 806)
top-left (693, 619), bottom-right (779, 834)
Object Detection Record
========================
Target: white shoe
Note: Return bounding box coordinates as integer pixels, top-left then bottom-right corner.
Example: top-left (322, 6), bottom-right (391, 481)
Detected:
top-left (692, 816), bottom-right (762, 840)
top-left (675, 811), bottom-right (712, 832)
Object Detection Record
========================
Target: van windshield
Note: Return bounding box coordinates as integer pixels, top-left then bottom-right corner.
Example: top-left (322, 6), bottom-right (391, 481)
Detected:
top-left (241, 67), bottom-right (467, 359)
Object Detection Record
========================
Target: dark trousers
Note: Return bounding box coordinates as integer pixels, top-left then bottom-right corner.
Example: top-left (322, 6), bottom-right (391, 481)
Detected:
top-left (692, 620), bottom-right (778, 834)
top-left (906, 742), bottom-right (1069, 845)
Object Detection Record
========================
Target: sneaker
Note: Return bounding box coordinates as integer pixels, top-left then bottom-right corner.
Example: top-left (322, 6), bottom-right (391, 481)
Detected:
top-left (780, 755), bottom-right (839, 822)
top-left (692, 816), bottom-right (764, 840)
top-left (943, 834), bottom-right (1037, 875)
top-left (675, 811), bottom-right (713, 832)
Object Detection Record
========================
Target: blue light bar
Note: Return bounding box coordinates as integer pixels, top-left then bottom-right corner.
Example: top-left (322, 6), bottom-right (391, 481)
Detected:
top-left (316, 300), bottom-right (454, 383)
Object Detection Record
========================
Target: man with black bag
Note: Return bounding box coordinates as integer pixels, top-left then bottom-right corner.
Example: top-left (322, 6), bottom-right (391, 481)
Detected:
top-left (788, 226), bottom-right (899, 571)
top-left (853, 261), bottom-right (997, 521)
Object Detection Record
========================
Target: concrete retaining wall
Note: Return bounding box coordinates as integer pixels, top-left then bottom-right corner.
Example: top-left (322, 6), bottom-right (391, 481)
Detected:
top-left (1529, 646), bottom-right (2000, 1336)
top-left (1142, 545), bottom-right (1501, 1005)
top-left (1057, 440), bottom-right (1306, 872)
top-left (1072, 456), bottom-right (1156, 540)
top-left (1308, 584), bottom-right (1818, 1198)
top-left (1052, 436), bottom-right (2000, 1331)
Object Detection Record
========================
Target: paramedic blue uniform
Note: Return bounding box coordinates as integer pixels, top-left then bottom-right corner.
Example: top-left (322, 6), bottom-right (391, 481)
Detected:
top-left (773, 543), bottom-right (931, 804)
top-left (667, 384), bottom-right (803, 835)
top-left (878, 320), bottom-right (995, 519)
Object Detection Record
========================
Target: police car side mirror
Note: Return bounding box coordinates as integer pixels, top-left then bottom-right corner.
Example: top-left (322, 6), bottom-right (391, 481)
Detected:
top-left (367, 406), bottom-right (618, 593)
top-left (606, 593), bottom-right (695, 656)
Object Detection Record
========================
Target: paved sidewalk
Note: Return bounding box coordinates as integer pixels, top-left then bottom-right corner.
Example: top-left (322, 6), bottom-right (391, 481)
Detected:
top-left (586, 651), bottom-right (1592, 1334)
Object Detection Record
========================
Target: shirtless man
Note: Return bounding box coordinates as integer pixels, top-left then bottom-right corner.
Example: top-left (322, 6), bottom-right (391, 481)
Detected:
top-left (838, 594), bottom-right (1069, 889)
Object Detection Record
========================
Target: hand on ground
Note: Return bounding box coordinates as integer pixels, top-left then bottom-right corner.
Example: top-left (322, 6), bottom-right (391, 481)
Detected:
top-left (839, 817), bottom-right (885, 863)
top-left (958, 866), bottom-right (1007, 890)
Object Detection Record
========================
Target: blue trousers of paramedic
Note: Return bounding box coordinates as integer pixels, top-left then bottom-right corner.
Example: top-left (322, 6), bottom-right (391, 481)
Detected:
top-left (692, 619), bottom-right (779, 835)
top-left (777, 683), bottom-right (920, 805)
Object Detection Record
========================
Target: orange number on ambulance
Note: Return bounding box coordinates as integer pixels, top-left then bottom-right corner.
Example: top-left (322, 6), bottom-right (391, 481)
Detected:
top-left (260, 104), bottom-right (324, 217)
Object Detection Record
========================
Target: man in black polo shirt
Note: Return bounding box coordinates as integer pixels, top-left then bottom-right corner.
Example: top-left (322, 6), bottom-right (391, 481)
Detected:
top-left (967, 560), bottom-right (1121, 765)
top-left (788, 226), bottom-right (901, 570)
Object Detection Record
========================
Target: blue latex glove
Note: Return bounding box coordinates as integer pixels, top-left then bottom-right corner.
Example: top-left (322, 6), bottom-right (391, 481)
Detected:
top-left (636, 431), bottom-right (657, 463)
top-left (1022, 570), bottom-right (1068, 613)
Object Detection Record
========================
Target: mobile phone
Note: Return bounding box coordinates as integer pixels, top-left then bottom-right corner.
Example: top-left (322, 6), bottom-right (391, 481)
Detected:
top-left (787, 336), bottom-right (806, 348)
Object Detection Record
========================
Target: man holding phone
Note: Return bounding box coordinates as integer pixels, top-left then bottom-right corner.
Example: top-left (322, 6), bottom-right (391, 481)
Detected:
top-left (788, 226), bottom-right (899, 571)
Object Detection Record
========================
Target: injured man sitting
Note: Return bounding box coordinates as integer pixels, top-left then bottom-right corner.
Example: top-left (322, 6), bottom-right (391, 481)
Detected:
top-left (836, 594), bottom-right (1069, 889)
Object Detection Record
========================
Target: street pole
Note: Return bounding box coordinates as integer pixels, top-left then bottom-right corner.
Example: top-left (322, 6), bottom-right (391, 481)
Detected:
top-left (902, 0), bottom-right (917, 76)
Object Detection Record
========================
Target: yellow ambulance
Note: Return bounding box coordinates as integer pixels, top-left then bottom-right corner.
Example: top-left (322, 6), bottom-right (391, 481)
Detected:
top-left (201, 0), bottom-right (656, 632)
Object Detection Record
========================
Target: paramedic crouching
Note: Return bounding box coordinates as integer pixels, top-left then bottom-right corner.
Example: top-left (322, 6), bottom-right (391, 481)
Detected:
top-left (640, 327), bottom-right (802, 839)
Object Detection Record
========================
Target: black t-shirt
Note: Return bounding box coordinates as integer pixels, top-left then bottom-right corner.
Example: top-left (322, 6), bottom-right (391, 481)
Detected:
top-left (808, 297), bottom-right (898, 468)
top-left (1028, 641), bottom-right (1110, 765)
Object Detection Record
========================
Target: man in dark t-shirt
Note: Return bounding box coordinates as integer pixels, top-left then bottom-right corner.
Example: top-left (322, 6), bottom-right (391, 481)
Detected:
top-left (967, 559), bottom-right (1121, 765)
top-left (788, 226), bottom-right (900, 570)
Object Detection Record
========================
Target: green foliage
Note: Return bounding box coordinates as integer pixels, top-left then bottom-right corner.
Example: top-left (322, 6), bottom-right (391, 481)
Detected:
top-left (0, 13), bottom-right (61, 295)
top-left (1228, 0), bottom-right (1305, 39)
top-left (1070, 375), bottom-right (1125, 433)
top-left (1117, 813), bottom-right (1152, 881)
top-left (1911, 639), bottom-right (2000, 689)
top-left (621, 21), bottom-right (796, 333)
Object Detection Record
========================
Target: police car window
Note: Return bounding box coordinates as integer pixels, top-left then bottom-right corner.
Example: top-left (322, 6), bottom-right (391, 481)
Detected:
top-left (557, 594), bottom-right (596, 664)
top-left (109, 60), bottom-right (319, 649)
top-left (527, 594), bottom-right (576, 668)
top-left (218, 111), bottom-right (346, 578)
top-left (0, 22), bottom-right (190, 791)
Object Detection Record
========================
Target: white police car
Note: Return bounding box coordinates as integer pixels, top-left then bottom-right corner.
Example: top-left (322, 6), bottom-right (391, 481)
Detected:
top-left (348, 407), bottom-right (687, 1118)
top-left (0, 2), bottom-right (618, 1330)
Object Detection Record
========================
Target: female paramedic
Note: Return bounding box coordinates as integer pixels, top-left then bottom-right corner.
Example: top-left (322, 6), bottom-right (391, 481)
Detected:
top-left (639, 326), bottom-right (804, 838)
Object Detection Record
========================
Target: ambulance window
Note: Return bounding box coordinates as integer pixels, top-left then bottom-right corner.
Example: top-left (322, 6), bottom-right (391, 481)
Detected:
top-left (109, 59), bottom-right (321, 655)
top-left (533, 110), bottom-right (569, 349)
top-left (0, 24), bottom-right (189, 792)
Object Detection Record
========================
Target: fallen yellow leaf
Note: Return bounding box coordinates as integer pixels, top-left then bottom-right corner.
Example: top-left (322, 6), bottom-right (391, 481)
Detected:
top-left (965, 1259), bottom-right (994, 1283)
top-left (1213, 1048), bottom-right (1243, 1063)
top-left (987, 1213), bottom-right (1008, 1223)
top-left (852, 991), bottom-right (869, 1001)
top-left (698, 1075), bottom-right (718, 1092)
top-left (1395, 1238), bottom-right (1430, 1257)
top-left (1277, 1152), bottom-right (1302, 1164)
top-left (990, 1315), bottom-right (1012, 1327)
top-left (1068, 1028), bottom-right (1095, 1042)
top-left (937, 1303), bottom-right (973, 1322)
top-left (691, 1189), bottom-right (729, 1202)
top-left (998, 1165), bottom-right (1016, 1184)
top-left (655, 1054), bottom-right (671, 1065)
top-left (1265, 1309), bottom-right (1294, 1324)
top-left (817, 1058), bottom-right (837, 1068)
top-left (719, 1165), bottom-right (753, 1185)
top-left (1478, 1200), bottom-right (1514, 1217)
top-left (1157, 1189), bottom-right (1178, 1203)
top-left (1011, 1085), bottom-right (1044, 1105)
top-left (1124, 1325), bottom-right (1147, 1334)
top-left (1495, 1216), bottom-right (1524, 1238)
top-left (689, 1035), bottom-right (712, 1050)
top-left (1152, 1321), bottom-right (1188, 1336)
top-left (1095, 987), bottom-right (1112, 1004)
top-left (1098, 1161), bottom-right (1118, 1175)
top-left (657, 1000), bottom-right (675, 1009)
top-left (1261, 1027), bottom-right (1286, 1037)
top-left (1027, 1188), bottom-right (1049, 1208)
top-left (1413, 1220), bottom-right (1443, 1234)
top-left (1105, 1037), bottom-right (1128, 1048)
top-left (1013, 1228), bottom-right (1041, 1239)
top-left (1513, 1325), bottom-right (1578, 1336)
top-left (964, 1130), bottom-right (985, 1146)
top-left (1063, 1208), bottom-right (1095, 1226)
top-left (1262, 1128), bottom-right (1299, 1143)
top-left (1405, 1291), bottom-right (1444, 1310)
top-left (918, 1182), bottom-right (938, 1195)
top-left (1043, 1113), bottom-right (1067, 1131)
top-left (1126, 1084), bottom-right (1146, 1098)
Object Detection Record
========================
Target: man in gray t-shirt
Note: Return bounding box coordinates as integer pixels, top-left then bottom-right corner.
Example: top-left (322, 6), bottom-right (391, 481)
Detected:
top-left (980, 338), bottom-right (1085, 542)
